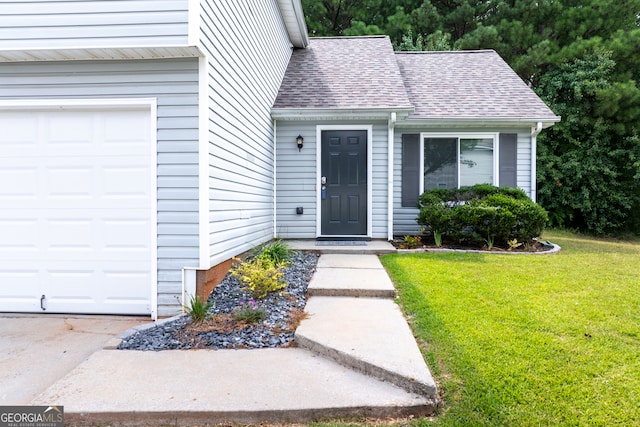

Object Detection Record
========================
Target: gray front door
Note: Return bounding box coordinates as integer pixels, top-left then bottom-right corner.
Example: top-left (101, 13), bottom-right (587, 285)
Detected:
top-left (320, 130), bottom-right (368, 236)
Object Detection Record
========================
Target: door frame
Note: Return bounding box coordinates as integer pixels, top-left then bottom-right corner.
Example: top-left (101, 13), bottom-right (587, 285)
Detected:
top-left (0, 98), bottom-right (158, 319)
top-left (316, 124), bottom-right (373, 238)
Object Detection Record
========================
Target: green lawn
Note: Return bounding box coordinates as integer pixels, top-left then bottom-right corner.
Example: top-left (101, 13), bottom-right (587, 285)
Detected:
top-left (376, 230), bottom-right (640, 427)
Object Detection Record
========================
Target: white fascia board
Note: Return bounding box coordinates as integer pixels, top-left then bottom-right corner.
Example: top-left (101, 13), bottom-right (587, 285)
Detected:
top-left (276, 0), bottom-right (310, 48)
top-left (272, 107), bottom-right (414, 121)
top-left (0, 45), bottom-right (204, 62)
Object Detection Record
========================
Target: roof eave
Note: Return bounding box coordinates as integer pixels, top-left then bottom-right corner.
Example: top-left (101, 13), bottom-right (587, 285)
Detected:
top-left (396, 116), bottom-right (561, 129)
top-left (272, 107), bottom-right (414, 121)
top-left (276, 0), bottom-right (309, 48)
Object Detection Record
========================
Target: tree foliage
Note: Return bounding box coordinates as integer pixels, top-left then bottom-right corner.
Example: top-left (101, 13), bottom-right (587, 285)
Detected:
top-left (301, 0), bottom-right (640, 234)
top-left (536, 52), bottom-right (640, 234)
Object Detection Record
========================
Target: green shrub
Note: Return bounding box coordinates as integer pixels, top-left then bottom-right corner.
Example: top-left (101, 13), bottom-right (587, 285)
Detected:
top-left (483, 193), bottom-right (548, 242)
top-left (417, 185), bottom-right (548, 248)
top-left (417, 184), bottom-right (530, 210)
top-left (417, 199), bottom-right (452, 246)
top-left (230, 256), bottom-right (287, 299)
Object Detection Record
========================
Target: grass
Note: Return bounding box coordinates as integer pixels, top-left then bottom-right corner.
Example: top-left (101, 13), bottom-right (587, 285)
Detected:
top-left (373, 230), bottom-right (640, 426)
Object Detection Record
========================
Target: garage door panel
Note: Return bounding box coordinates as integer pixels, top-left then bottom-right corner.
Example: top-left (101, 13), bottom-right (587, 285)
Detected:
top-left (103, 165), bottom-right (152, 200)
top-left (0, 262), bottom-right (41, 312)
top-left (0, 166), bottom-right (38, 199)
top-left (46, 166), bottom-right (94, 199)
top-left (0, 114), bottom-right (38, 149)
top-left (103, 218), bottom-right (153, 256)
top-left (0, 107), bottom-right (155, 315)
top-left (0, 218), bottom-right (39, 251)
top-left (46, 263), bottom-right (151, 314)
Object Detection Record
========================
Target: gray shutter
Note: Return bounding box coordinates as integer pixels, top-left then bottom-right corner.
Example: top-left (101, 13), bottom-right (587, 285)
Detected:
top-left (499, 133), bottom-right (517, 188)
top-left (402, 134), bottom-right (421, 207)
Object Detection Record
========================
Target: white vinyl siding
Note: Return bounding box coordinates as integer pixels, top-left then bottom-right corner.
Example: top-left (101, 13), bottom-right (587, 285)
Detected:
top-left (0, 0), bottom-right (189, 49)
top-left (393, 128), bottom-right (533, 236)
top-left (371, 122), bottom-right (390, 238)
top-left (0, 58), bottom-right (200, 317)
top-left (275, 120), bottom-right (389, 239)
top-left (199, 0), bottom-right (293, 266)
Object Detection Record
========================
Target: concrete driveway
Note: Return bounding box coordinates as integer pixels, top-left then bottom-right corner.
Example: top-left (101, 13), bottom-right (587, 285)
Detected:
top-left (0, 314), bottom-right (148, 404)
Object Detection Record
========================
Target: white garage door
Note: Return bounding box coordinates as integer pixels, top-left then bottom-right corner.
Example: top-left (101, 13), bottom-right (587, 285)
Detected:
top-left (0, 105), bottom-right (155, 315)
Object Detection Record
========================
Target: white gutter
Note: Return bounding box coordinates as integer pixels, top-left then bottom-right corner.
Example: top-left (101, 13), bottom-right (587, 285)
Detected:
top-left (531, 122), bottom-right (543, 202)
top-left (271, 107), bottom-right (414, 121)
top-left (394, 117), bottom-right (560, 128)
top-left (387, 112), bottom-right (396, 241)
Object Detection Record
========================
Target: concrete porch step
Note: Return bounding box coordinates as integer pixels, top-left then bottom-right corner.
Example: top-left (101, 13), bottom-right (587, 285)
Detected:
top-left (286, 239), bottom-right (396, 255)
top-left (295, 296), bottom-right (438, 398)
top-left (308, 254), bottom-right (396, 298)
top-left (296, 254), bottom-right (437, 403)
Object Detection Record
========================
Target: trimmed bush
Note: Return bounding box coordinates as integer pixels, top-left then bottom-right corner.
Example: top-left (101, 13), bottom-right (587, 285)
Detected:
top-left (417, 185), bottom-right (548, 248)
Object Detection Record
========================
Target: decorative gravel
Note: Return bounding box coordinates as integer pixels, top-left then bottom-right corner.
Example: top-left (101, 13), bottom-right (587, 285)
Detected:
top-left (118, 251), bottom-right (319, 351)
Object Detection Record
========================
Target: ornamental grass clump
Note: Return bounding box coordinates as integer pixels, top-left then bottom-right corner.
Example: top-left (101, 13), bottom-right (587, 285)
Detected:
top-left (184, 294), bottom-right (213, 323)
top-left (258, 238), bottom-right (292, 265)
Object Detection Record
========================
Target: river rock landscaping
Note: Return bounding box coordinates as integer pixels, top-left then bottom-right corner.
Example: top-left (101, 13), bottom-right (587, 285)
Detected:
top-left (118, 251), bottom-right (319, 351)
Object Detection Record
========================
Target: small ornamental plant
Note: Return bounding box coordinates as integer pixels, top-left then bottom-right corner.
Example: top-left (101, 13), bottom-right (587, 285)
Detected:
top-left (400, 235), bottom-right (422, 249)
top-left (230, 254), bottom-right (287, 299)
top-left (234, 298), bottom-right (266, 323)
top-left (259, 238), bottom-right (292, 265)
top-left (184, 294), bottom-right (213, 323)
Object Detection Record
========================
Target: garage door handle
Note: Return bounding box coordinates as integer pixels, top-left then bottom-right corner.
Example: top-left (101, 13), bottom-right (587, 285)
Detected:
top-left (40, 295), bottom-right (46, 311)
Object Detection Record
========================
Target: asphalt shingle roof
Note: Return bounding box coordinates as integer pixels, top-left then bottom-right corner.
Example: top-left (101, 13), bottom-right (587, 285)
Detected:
top-left (273, 37), bottom-right (558, 122)
top-left (272, 36), bottom-right (413, 110)
top-left (395, 50), bottom-right (558, 121)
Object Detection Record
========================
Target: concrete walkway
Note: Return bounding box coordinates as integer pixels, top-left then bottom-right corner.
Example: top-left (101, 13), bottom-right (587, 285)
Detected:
top-left (32, 245), bottom-right (438, 425)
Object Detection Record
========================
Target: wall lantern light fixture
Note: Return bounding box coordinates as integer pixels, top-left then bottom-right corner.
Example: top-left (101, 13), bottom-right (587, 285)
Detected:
top-left (296, 135), bottom-right (304, 151)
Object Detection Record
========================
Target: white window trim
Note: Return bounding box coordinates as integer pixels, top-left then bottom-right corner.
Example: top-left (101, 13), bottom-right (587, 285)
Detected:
top-left (316, 125), bottom-right (373, 238)
top-left (419, 132), bottom-right (500, 194)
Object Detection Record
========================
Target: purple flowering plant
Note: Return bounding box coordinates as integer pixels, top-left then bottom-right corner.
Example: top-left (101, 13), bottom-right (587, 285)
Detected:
top-left (234, 298), bottom-right (266, 323)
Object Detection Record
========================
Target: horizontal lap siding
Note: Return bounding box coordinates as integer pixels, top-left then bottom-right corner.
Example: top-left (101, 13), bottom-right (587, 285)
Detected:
top-left (276, 121), bottom-right (389, 239)
top-left (371, 122), bottom-right (390, 238)
top-left (393, 127), bottom-right (532, 236)
top-left (275, 123), bottom-right (319, 239)
top-left (516, 131), bottom-right (532, 194)
top-left (0, 58), bottom-right (200, 317)
top-left (0, 0), bottom-right (189, 49)
top-left (200, 0), bottom-right (292, 266)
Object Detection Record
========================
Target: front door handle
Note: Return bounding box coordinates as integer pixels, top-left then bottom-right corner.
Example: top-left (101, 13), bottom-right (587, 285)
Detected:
top-left (321, 176), bottom-right (326, 185)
